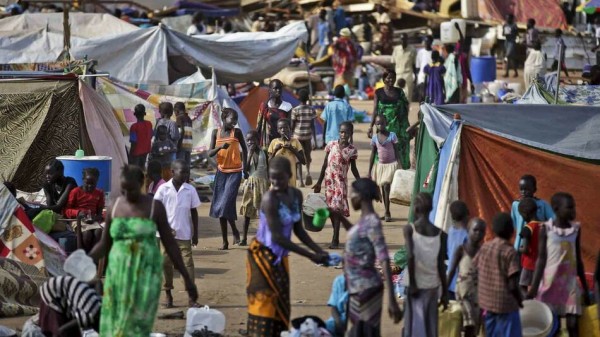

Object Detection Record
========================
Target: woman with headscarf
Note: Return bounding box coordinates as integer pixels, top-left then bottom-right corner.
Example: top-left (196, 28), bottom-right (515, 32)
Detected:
top-left (256, 79), bottom-right (293, 148)
top-left (332, 27), bottom-right (358, 88)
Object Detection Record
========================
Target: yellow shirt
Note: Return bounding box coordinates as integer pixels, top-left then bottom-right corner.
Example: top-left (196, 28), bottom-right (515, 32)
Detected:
top-left (268, 138), bottom-right (304, 187)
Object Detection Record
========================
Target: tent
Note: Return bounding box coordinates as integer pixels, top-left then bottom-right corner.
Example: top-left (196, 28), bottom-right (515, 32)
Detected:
top-left (412, 103), bottom-right (600, 270)
top-left (239, 86), bottom-right (301, 129)
top-left (0, 75), bottom-right (128, 195)
top-left (478, 0), bottom-right (567, 29)
top-left (0, 184), bottom-right (67, 317)
top-left (0, 13), bottom-right (308, 84)
top-left (97, 73), bottom-right (250, 153)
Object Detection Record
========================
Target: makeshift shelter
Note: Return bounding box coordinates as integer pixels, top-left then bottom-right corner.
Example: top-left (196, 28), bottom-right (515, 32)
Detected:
top-left (0, 13), bottom-right (308, 84)
top-left (239, 86), bottom-right (301, 128)
top-left (0, 74), bottom-right (128, 195)
top-left (97, 73), bottom-right (250, 153)
top-left (478, 0), bottom-right (567, 29)
top-left (519, 81), bottom-right (600, 106)
top-left (0, 184), bottom-right (67, 317)
top-left (413, 103), bottom-right (600, 270)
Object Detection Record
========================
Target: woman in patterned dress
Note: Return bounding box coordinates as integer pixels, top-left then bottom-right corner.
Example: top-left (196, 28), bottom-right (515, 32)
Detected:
top-left (313, 121), bottom-right (360, 249)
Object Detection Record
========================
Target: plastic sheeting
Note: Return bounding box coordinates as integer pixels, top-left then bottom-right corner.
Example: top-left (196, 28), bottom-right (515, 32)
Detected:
top-left (79, 81), bottom-right (128, 198)
top-left (478, 0), bottom-right (567, 29)
top-left (432, 104), bottom-right (600, 160)
top-left (0, 13), bottom-right (308, 85)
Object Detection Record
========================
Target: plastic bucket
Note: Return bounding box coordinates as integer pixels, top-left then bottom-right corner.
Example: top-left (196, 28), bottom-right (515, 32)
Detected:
top-left (520, 300), bottom-right (553, 337)
top-left (470, 56), bottom-right (496, 83)
top-left (57, 156), bottom-right (112, 193)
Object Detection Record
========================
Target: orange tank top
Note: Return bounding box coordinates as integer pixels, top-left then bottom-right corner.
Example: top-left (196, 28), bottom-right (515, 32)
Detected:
top-left (216, 128), bottom-right (242, 173)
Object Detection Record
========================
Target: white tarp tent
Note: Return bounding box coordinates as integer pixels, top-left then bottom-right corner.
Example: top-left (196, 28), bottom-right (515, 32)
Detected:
top-left (0, 13), bottom-right (308, 84)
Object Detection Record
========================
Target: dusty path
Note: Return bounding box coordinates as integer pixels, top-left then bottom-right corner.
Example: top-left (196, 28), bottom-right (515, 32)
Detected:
top-left (0, 101), bottom-right (420, 337)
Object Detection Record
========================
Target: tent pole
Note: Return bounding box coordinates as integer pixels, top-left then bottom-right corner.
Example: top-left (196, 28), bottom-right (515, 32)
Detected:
top-left (304, 45), bottom-right (313, 106)
top-left (554, 43), bottom-right (562, 104)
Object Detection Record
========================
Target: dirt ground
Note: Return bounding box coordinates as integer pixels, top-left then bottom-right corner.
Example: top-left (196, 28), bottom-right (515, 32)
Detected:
top-left (0, 101), bottom-right (419, 337)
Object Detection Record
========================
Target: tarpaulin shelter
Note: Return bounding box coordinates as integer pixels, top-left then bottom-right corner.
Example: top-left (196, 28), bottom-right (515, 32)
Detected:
top-left (519, 81), bottom-right (600, 106)
top-left (0, 13), bottom-right (308, 85)
top-left (239, 86), bottom-right (301, 129)
top-left (0, 74), bottom-right (128, 195)
top-left (477, 0), bottom-right (567, 29)
top-left (412, 103), bottom-right (600, 270)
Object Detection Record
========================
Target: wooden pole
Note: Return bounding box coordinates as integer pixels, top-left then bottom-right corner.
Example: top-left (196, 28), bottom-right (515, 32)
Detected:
top-left (62, 3), bottom-right (71, 61)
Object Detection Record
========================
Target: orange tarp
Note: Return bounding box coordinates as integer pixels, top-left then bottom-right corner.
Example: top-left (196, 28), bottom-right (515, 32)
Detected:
top-left (458, 126), bottom-right (600, 270)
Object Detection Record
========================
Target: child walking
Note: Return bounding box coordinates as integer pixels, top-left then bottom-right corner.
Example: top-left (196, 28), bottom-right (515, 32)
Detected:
top-left (517, 197), bottom-right (542, 294)
top-left (528, 192), bottom-right (591, 337)
top-left (510, 174), bottom-right (554, 251)
top-left (129, 104), bottom-right (153, 169)
top-left (291, 88), bottom-right (317, 187)
top-left (423, 50), bottom-right (446, 105)
top-left (268, 118), bottom-right (305, 187)
top-left (474, 212), bottom-right (523, 337)
top-left (149, 125), bottom-right (177, 181)
top-left (403, 192), bottom-right (448, 337)
top-left (208, 108), bottom-right (248, 250)
top-left (239, 130), bottom-right (269, 246)
top-left (446, 200), bottom-right (469, 300)
top-left (313, 121), bottom-right (360, 249)
top-left (153, 159), bottom-right (200, 308)
top-left (368, 114), bottom-right (399, 222)
top-left (321, 85), bottom-right (354, 146)
top-left (447, 218), bottom-right (487, 337)
top-left (174, 102), bottom-right (193, 167)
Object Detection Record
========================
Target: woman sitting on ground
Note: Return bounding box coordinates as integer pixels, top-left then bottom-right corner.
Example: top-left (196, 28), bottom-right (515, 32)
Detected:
top-left (64, 168), bottom-right (105, 253)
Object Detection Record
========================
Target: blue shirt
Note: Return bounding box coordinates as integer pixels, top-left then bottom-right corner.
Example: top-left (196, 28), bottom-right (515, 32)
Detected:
top-left (446, 226), bottom-right (468, 293)
top-left (318, 21), bottom-right (330, 46)
top-left (321, 98), bottom-right (354, 144)
top-left (511, 198), bottom-right (554, 250)
top-left (325, 274), bottom-right (348, 336)
top-left (333, 7), bottom-right (347, 34)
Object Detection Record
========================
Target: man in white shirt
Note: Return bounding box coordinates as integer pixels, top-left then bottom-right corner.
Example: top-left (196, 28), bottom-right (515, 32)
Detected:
top-left (154, 159), bottom-right (201, 308)
top-left (415, 35), bottom-right (433, 101)
top-left (391, 33), bottom-right (417, 101)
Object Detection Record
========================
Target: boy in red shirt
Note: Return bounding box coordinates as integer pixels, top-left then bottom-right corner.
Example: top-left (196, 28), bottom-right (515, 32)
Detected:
top-left (517, 197), bottom-right (542, 294)
top-left (65, 168), bottom-right (105, 253)
top-left (129, 104), bottom-right (153, 170)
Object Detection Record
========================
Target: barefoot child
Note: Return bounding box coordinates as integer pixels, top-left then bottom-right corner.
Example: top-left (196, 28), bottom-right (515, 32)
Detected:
top-left (403, 192), bottom-right (448, 337)
top-left (528, 192), bottom-right (590, 337)
top-left (291, 88), bottom-right (317, 187)
top-left (368, 114), bottom-right (399, 222)
top-left (474, 213), bottom-right (523, 337)
top-left (208, 108), bottom-right (248, 250)
top-left (313, 121), bottom-right (359, 249)
top-left (330, 178), bottom-right (402, 336)
top-left (268, 118), bottom-right (306, 187)
top-left (447, 218), bottom-right (487, 337)
top-left (239, 130), bottom-right (269, 246)
top-left (446, 200), bottom-right (469, 300)
top-left (517, 197), bottom-right (542, 294)
top-left (510, 174), bottom-right (554, 251)
top-left (153, 160), bottom-right (200, 308)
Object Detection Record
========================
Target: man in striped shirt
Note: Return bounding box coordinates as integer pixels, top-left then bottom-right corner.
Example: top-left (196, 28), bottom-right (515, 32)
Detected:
top-left (39, 275), bottom-right (102, 336)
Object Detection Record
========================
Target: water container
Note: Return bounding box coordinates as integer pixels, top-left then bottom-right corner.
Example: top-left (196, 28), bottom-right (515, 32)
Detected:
top-left (461, 0), bottom-right (478, 18)
top-left (470, 56), bottom-right (497, 83)
top-left (184, 306), bottom-right (225, 336)
top-left (520, 300), bottom-right (553, 337)
top-left (63, 249), bottom-right (97, 282)
top-left (57, 156), bottom-right (112, 193)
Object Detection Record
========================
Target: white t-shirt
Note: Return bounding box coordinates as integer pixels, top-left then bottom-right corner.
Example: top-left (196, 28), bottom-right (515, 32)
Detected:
top-left (415, 48), bottom-right (432, 84)
top-left (187, 24), bottom-right (206, 36)
top-left (154, 180), bottom-right (201, 240)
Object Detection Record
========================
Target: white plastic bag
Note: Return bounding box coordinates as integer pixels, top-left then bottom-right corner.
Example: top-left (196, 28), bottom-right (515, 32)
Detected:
top-left (63, 249), bottom-right (97, 282)
top-left (390, 169), bottom-right (415, 206)
top-left (184, 306), bottom-right (226, 336)
top-left (302, 193), bottom-right (327, 216)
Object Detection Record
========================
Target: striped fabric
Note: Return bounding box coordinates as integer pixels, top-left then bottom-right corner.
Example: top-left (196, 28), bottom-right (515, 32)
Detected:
top-left (347, 285), bottom-right (384, 336)
top-left (40, 276), bottom-right (101, 329)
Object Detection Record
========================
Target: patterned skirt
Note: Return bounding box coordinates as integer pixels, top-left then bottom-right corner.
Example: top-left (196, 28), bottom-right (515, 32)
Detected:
top-left (246, 239), bottom-right (290, 337)
top-left (347, 286), bottom-right (384, 337)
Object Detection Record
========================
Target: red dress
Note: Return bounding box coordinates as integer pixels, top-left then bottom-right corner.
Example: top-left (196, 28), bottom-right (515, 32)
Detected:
top-left (520, 220), bottom-right (541, 271)
top-left (64, 187), bottom-right (105, 219)
top-left (324, 141), bottom-right (357, 217)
